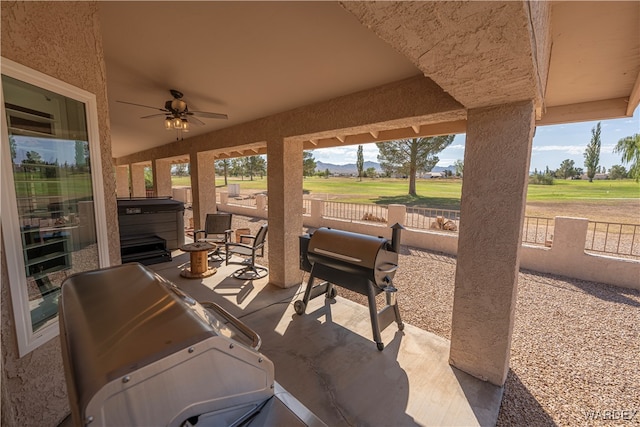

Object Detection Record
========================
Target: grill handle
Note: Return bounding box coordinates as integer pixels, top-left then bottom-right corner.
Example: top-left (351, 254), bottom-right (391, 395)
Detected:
top-left (201, 301), bottom-right (262, 350)
top-left (377, 263), bottom-right (398, 274)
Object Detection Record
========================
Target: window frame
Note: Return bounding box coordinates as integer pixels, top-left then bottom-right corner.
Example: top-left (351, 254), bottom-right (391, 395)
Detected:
top-left (1, 58), bottom-right (110, 356)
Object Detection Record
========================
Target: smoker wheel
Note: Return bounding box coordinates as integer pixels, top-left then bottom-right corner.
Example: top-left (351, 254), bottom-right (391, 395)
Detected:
top-left (326, 287), bottom-right (337, 299)
top-left (377, 342), bottom-right (384, 351)
top-left (294, 300), bottom-right (306, 315)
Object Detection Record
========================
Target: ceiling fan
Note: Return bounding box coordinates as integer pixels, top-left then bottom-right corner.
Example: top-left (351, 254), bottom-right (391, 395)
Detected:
top-left (117, 89), bottom-right (227, 132)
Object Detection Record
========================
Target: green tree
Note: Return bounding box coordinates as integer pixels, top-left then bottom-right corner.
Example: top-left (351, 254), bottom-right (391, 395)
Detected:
top-left (144, 166), bottom-right (153, 189)
top-left (244, 155), bottom-right (266, 180)
top-left (9, 136), bottom-right (17, 161)
top-left (608, 165), bottom-right (627, 180)
top-left (75, 140), bottom-right (86, 169)
top-left (303, 151), bottom-right (316, 177)
top-left (230, 158), bottom-right (244, 179)
top-left (584, 122), bottom-right (601, 182)
top-left (376, 136), bottom-right (454, 196)
top-left (216, 159), bottom-right (230, 185)
top-left (556, 159), bottom-right (576, 179)
top-left (365, 167), bottom-right (376, 178)
top-left (453, 159), bottom-right (464, 177)
top-left (356, 145), bottom-right (364, 181)
top-left (614, 133), bottom-right (640, 181)
top-left (324, 168), bottom-right (330, 179)
top-left (174, 163), bottom-right (188, 176)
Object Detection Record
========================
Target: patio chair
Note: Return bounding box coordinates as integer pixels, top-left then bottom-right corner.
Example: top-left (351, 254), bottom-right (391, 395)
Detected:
top-left (193, 213), bottom-right (233, 261)
top-left (225, 224), bottom-right (268, 280)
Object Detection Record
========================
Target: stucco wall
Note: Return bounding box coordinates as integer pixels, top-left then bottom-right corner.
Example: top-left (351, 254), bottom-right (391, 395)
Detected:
top-left (1, 2), bottom-right (118, 425)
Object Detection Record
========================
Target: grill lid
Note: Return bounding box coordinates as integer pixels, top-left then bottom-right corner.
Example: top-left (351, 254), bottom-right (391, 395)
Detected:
top-left (307, 228), bottom-right (389, 270)
top-left (59, 263), bottom-right (220, 413)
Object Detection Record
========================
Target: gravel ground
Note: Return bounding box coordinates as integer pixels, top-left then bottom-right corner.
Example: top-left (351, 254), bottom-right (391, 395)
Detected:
top-left (227, 215), bottom-right (640, 426)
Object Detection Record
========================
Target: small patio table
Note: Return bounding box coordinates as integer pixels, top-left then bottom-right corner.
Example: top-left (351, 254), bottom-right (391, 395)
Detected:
top-left (180, 242), bottom-right (217, 279)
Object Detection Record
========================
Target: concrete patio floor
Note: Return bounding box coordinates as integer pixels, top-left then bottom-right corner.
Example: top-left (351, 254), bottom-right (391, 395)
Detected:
top-left (150, 250), bottom-right (504, 426)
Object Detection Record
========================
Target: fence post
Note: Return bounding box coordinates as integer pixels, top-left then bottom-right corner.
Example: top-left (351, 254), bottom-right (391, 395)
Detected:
top-left (219, 191), bottom-right (229, 207)
top-left (387, 204), bottom-right (406, 227)
top-left (256, 194), bottom-right (267, 211)
top-left (310, 199), bottom-right (324, 227)
top-left (551, 216), bottom-right (588, 256)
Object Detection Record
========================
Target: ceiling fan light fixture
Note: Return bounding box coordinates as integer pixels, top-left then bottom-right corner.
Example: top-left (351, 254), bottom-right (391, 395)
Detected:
top-left (181, 119), bottom-right (190, 132)
top-left (164, 118), bottom-right (173, 130)
top-left (172, 117), bottom-right (183, 129)
top-left (171, 99), bottom-right (186, 112)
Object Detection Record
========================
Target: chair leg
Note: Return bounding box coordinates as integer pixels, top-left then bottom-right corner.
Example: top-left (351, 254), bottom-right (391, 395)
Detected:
top-left (231, 265), bottom-right (268, 280)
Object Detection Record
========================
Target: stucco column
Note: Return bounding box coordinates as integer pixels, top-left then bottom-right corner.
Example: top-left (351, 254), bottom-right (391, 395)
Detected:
top-left (190, 151), bottom-right (217, 230)
top-left (267, 138), bottom-right (303, 288)
top-left (116, 165), bottom-right (130, 198)
top-left (449, 101), bottom-right (535, 386)
top-left (130, 163), bottom-right (146, 198)
top-left (153, 158), bottom-right (173, 197)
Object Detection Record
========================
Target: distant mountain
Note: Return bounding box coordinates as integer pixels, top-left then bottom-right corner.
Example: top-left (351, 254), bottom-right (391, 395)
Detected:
top-left (315, 161), bottom-right (381, 174)
top-left (315, 161), bottom-right (456, 175)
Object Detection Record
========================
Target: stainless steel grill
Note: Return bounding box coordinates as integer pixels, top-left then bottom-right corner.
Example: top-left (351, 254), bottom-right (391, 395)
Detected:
top-left (296, 224), bottom-right (404, 351)
top-left (59, 263), bottom-right (325, 427)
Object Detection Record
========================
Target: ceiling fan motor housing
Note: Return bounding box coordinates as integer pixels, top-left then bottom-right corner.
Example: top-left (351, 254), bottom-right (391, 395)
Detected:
top-left (166, 99), bottom-right (187, 114)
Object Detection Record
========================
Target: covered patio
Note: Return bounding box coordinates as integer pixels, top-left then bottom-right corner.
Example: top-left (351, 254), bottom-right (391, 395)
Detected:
top-left (149, 246), bottom-right (503, 426)
top-left (1, 1), bottom-right (639, 426)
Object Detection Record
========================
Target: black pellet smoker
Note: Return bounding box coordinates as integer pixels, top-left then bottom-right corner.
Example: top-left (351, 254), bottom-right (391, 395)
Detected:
top-left (297, 224), bottom-right (404, 350)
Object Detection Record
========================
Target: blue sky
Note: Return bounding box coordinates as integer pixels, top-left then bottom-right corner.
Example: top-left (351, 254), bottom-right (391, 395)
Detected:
top-left (311, 107), bottom-right (640, 172)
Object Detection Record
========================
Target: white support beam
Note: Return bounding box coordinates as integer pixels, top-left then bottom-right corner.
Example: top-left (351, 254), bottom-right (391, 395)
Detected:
top-left (627, 71), bottom-right (640, 116)
top-left (537, 98), bottom-right (629, 126)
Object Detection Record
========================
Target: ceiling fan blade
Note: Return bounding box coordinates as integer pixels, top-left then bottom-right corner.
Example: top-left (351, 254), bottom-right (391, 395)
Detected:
top-left (140, 113), bottom-right (168, 119)
top-left (188, 115), bottom-right (206, 126)
top-left (117, 100), bottom-right (167, 112)
top-left (190, 111), bottom-right (228, 120)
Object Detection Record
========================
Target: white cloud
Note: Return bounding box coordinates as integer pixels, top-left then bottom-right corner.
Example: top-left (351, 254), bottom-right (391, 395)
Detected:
top-left (531, 145), bottom-right (585, 154)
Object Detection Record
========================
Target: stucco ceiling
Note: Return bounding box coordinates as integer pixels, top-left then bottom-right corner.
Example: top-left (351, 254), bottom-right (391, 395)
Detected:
top-left (100, 1), bottom-right (640, 160)
top-left (99, 1), bottom-right (421, 158)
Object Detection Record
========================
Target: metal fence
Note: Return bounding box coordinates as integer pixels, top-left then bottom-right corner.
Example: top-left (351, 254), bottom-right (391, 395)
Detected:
top-left (323, 201), bottom-right (389, 223)
top-left (302, 199), bottom-right (312, 216)
top-left (585, 221), bottom-right (640, 258)
top-left (405, 207), bottom-right (460, 232)
top-left (226, 196), bottom-right (257, 208)
top-left (522, 216), bottom-right (554, 246)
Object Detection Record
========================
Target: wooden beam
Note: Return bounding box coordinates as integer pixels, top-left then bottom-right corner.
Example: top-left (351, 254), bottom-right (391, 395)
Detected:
top-left (537, 98), bottom-right (629, 126)
top-left (369, 130), bottom-right (379, 139)
top-left (411, 125), bottom-right (420, 134)
top-left (309, 138), bottom-right (318, 146)
top-left (627, 71), bottom-right (640, 116)
top-left (336, 135), bottom-right (346, 143)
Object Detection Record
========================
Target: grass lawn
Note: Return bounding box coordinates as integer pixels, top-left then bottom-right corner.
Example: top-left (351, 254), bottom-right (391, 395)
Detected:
top-left (172, 175), bottom-right (640, 223)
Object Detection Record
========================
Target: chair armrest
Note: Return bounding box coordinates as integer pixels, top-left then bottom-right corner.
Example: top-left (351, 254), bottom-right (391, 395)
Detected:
top-left (194, 229), bottom-right (206, 241)
top-left (225, 242), bottom-right (254, 251)
top-left (239, 234), bottom-right (256, 244)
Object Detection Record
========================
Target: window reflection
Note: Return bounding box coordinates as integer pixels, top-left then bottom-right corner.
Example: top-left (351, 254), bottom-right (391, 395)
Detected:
top-left (3, 75), bottom-right (100, 332)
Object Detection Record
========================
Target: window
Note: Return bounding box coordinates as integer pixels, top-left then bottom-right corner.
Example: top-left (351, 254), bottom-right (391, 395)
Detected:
top-left (1, 58), bottom-right (109, 356)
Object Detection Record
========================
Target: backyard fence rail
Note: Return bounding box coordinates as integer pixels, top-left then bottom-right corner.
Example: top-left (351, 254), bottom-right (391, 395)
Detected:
top-left (406, 207), bottom-right (460, 232)
top-left (585, 221), bottom-right (640, 258)
top-left (522, 216), bottom-right (554, 246)
top-left (322, 201), bottom-right (389, 223)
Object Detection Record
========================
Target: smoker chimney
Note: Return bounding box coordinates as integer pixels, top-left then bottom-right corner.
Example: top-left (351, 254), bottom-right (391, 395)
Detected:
top-left (390, 223), bottom-right (404, 254)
